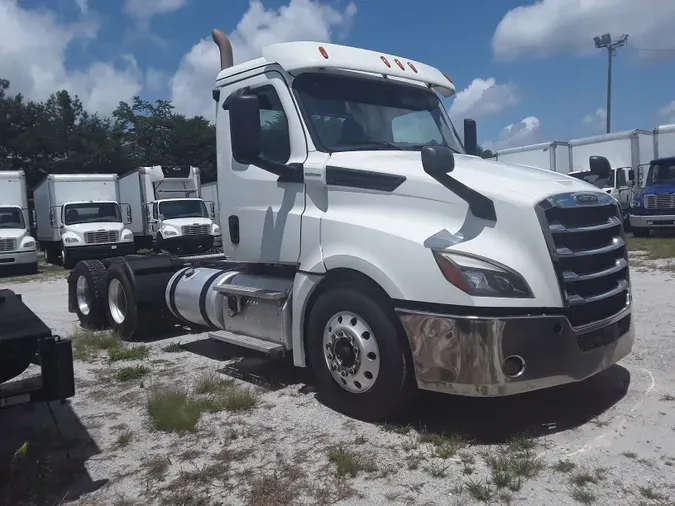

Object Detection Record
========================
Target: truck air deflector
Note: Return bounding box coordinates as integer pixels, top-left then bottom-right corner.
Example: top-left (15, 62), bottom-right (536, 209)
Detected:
top-left (325, 166), bottom-right (406, 192)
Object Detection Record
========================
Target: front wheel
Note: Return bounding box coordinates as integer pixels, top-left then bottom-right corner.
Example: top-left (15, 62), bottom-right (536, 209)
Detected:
top-left (61, 246), bottom-right (75, 269)
top-left (632, 227), bottom-right (650, 238)
top-left (307, 285), bottom-right (416, 422)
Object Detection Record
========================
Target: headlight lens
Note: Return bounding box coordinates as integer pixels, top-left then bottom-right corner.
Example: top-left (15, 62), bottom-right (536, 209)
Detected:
top-left (22, 240), bottom-right (35, 249)
top-left (213, 225), bottom-right (220, 234)
top-left (433, 251), bottom-right (533, 298)
top-left (630, 200), bottom-right (640, 208)
top-left (64, 236), bottom-right (79, 243)
top-left (164, 230), bottom-right (177, 237)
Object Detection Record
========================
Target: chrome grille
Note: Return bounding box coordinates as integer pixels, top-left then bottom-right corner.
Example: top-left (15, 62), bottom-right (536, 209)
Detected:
top-left (181, 224), bottom-right (210, 236)
top-left (643, 193), bottom-right (675, 210)
top-left (0, 238), bottom-right (17, 252)
top-left (84, 230), bottom-right (118, 244)
top-left (536, 192), bottom-right (629, 328)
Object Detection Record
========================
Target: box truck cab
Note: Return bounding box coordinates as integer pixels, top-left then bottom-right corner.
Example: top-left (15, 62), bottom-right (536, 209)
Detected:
top-left (118, 165), bottom-right (219, 253)
top-left (568, 163), bottom-right (634, 221)
top-left (630, 156), bottom-right (675, 236)
top-left (34, 174), bottom-right (134, 268)
top-left (0, 171), bottom-right (38, 273)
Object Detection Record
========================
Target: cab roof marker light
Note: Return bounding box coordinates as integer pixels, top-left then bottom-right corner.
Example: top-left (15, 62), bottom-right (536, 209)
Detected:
top-left (380, 56), bottom-right (391, 68)
top-left (394, 58), bottom-right (405, 70)
top-left (318, 46), bottom-right (329, 59)
top-left (407, 62), bottom-right (418, 73)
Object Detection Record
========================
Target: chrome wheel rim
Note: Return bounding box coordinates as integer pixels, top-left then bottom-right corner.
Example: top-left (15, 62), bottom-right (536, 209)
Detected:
top-left (322, 311), bottom-right (381, 393)
top-left (75, 275), bottom-right (90, 316)
top-left (108, 278), bottom-right (127, 325)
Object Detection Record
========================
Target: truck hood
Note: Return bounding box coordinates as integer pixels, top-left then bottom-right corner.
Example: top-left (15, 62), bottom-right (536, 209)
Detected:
top-left (65, 222), bottom-right (125, 232)
top-left (638, 183), bottom-right (675, 196)
top-left (0, 228), bottom-right (28, 240)
top-left (161, 217), bottom-right (212, 227)
top-left (328, 151), bottom-right (598, 204)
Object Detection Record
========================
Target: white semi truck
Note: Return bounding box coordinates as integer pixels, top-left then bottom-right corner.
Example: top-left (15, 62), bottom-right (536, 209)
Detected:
top-left (0, 170), bottom-right (38, 274)
top-left (68, 32), bottom-right (635, 422)
top-left (34, 174), bottom-right (134, 268)
top-left (118, 165), bottom-right (219, 254)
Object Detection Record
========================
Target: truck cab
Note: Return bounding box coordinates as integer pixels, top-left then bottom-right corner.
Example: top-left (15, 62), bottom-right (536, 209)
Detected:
top-left (149, 197), bottom-right (217, 253)
top-left (0, 171), bottom-right (38, 274)
top-left (630, 156), bottom-right (675, 237)
top-left (568, 164), bottom-right (634, 221)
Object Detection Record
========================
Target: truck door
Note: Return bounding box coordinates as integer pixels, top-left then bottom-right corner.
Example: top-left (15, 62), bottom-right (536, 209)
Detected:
top-left (615, 167), bottom-right (631, 209)
top-left (217, 72), bottom-right (306, 263)
top-left (637, 163), bottom-right (650, 188)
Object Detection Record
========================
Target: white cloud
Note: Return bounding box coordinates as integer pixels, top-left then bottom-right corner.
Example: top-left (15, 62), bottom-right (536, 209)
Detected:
top-left (123, 0), bottom-right (189, 23)
top-left (483, 116), bottom-right (541, 151)
top-left (493, 0), bottom-right (675, 61)
top-left (170, 0), bottom-right (357, 120)
top-left (658, 101), bottom-right (675, 124)
top-left (582, 108), bottom-right (607, 131)
top-left (74, 0), bottom-right (88, 14)
top-left (0, 0), bottom-right (143, 116)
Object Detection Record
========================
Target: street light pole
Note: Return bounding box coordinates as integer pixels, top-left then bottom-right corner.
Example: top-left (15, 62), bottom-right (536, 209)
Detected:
top-left (594, 33), bottom-right (628, 134)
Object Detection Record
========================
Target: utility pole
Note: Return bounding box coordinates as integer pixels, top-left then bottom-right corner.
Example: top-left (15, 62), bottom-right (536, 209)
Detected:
top-left (594, 33), bottom-right (628, 134)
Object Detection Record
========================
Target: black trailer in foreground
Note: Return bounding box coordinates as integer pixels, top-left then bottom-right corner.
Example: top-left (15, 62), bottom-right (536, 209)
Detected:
top-left (0, 289), bottom-right (75, 410)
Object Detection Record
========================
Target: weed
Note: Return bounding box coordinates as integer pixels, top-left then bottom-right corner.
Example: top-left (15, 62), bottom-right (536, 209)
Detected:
top-left (570, 471), bottom-right (598, 487)
top-left (115, 365), bottom-right (150, 382)
top-left (406, 453), bottom-right (424, 470)
top-left (380, 423), bottom-right (411, 435)
top-left (466, 479), bottom-right (494, 502)
top-left (487, 437), bottom-right (543, 492)
top-left (622, 451), bottom-right (638, 459)
top-left (144, 456), bottom-right (170, 481)
top-left (147, 387), bottom-right (204, 433)
top-left (112, 430), bottom-right (133, 450)
top-left (462, 464), bottom-right (475, 475)
top-left (425, 461), bottom-right (448, 478)
top-left (627, 237), bottom-right (675, 260)
top-left (660, 393), bottom-right (675, 402)
top-left (571, 486), bottom-right (596, 504)
top-left (108, 345), bottom-right (149, 362)
top-left (553, 460), bottom-right (577, 473)
top-left (163, 342), bottom-right (184, 353)
top-left (638, 486), bottom-right (663, 500)
top-left (194, 372), bottom-right (234, 394)
top-left (418, 432), bottom-right (466, 459)
top-left (247, 473), bottom-right (301, 506)
top-left (72, 330), bottom-right (120, 361)
top-left (327, 446), bottom-right (373, 478)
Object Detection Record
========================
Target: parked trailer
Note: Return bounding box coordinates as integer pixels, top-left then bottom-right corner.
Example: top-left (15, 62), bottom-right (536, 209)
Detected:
top-left (69, 31), bottom-right (634, 422)
top-left (118, 166), bottom-right (219, 254)
top-left (491, 141), bottom-right (572, 173)
top-left (630, 156), bottom-right (675, 237)
top-left (34, 174), bottom-right (134, 268)
top-left (569, 129), bottom-right (654, 173)
top-left (653, 124), bottom-right (675, 160)
top-left (0, 171), bottom-right (38, 274)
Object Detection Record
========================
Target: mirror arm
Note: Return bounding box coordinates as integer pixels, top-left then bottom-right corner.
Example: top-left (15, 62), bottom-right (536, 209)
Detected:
top-left (425, 171), bottom-right (497, 222)
top-left (253, 157), bottom-right (304, 183)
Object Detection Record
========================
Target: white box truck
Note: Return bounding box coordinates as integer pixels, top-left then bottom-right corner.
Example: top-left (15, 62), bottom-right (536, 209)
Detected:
top-left (34, 174), bottom-right (134, 268)
top-left (569, 129), bottom-right (654, 172)
top-left (492, 141), bottom-right (572, 173)
top-left (118, 165), bottom-right (219, 254)
top-left (0, 170), bottom-right (38, 273)
top-left (653, 123), bottom-right (675, 160)
top-left (201, 180), bottom-right (222, 248)
top-left (69, 32), bottom-right (634, 422)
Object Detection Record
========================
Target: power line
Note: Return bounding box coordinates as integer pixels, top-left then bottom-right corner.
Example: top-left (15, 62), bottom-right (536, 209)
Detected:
top-left (628, 47), bottom-right (675, 53)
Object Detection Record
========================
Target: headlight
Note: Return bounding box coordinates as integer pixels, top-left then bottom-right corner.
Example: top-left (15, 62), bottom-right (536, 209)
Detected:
top-left (122, 230), bottom-right (133, 240)
top-left (163, 230), bottom-right (177, 237)
top-left (630, 200), bottom-right (641, 208)
top-left (433, 250), bottom-right (533, 298)
top-left (213, 225), bottom-right (221, 234)
top-left (64, 236), bottom-right (80, 243)
top-left (22, 240), bottom-right (35, 249)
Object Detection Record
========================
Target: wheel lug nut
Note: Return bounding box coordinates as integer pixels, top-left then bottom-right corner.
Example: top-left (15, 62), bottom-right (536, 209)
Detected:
top-left (327, 354), bottom-right (333, 360)
top-left (340, 370), bottom-right (347, 377)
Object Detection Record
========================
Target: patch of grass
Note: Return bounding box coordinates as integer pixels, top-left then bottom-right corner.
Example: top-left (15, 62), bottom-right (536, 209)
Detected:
top-left (163, 342), bottom-right (184, 353)
top-left (660, 393), bottom-right (675, 402)
top-left (247, 473), bottom-right (302, 506)
top-left (570, 471), bottom-right (599, 487)
top-left (72, 330), bottom-right (120, 361)
top-left (553, 460), bottom-right (577, 473)
top-left (379, 423), bottom-right (411, 435)
top-left (112, 430), bottom-right (133, 450)
top-left (144, 456), bottom-right (170, 482)
top-left (425, 461), bottom-right (449, 478)
top-left (622, 451), bottom-right (638, 459)
top-left (115, 365), bottom-right (150, 382)
top-left (486, 436), bottom-right (544, 492)
top-left (418, 432), bottom-right (466, 459)
top-left (165, 488), bottom-right (214, 506)
top-left (638, 486), bottom-right (663, 500)
top-left (406, 453), bottom-right (424, 470)
top-left (465, 479), bottom-right (494, 502)
top-left (194, 372), bottom-right (234, 394)
top-left (147, 387), bottom-right (205, 433)
top-left (327, 446), bottom-right (375, 478)
top-left (627, 237), bottom-right (675, 260)
top-left (108, 344), bottom-right (149, 362)
top-left (571, 486), bottom-right (596, 504)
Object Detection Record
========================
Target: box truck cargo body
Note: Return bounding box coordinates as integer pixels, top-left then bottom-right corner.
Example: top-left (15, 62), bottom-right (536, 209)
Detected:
top-left (569, 129), bottom-right (654, 172)
top-left (492, 141), bottom-right (572, 173)
top-left (118, 165), bottom-right (219, 253)
top-left (34, 174), bottom-right (134, 268)
top-left (0, 171), bottom-right (37, 273)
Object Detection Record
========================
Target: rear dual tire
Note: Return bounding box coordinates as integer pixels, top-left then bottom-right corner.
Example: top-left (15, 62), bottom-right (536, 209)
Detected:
top-left (68, 260), bottom-right (108, 330)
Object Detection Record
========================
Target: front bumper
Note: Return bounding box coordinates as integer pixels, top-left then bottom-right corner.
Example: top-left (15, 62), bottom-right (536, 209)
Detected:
top-left (629, 213), bottom-right (675, 228)
top-left (66, 242), bottom-right (135, 261)
top-left (396, 305), bottom-right (634, 397)
top-left (0, 249), bottom-right (37, 266)
top-left (159, 235), bottom-right (214, 247)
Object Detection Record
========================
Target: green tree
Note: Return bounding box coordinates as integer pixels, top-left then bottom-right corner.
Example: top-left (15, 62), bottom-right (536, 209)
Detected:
top-left (476, 145), bottom-right (494, 159)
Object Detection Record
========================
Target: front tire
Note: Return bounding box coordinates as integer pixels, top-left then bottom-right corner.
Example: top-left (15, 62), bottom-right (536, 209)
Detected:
top-left (307, 285), bottom-right (416, 422)
top-left (69, 260), bottom-right (108, 330)
top-left (61, 246), bottom-right (75, 269)
top-left (632, 227), bottom-right (650, 238)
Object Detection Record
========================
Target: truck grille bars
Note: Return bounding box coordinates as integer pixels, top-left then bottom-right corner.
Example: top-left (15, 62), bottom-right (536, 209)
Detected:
top-left (181, 224), bottom-right (210, 236)
top-left (536, 192), bottom-right (630, 327)
top-left (84, 230), bottom-right (118, 244)
top-left (0, 238), bottom-right (17, 252)
top-left (643, 193), bottom-right (675, 211)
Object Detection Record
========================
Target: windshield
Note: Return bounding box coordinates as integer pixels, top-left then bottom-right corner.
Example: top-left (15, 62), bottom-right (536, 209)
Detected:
top-left (64, 202), bottom-right (121, 225)
top-left (158, 200), bottom-right (208, 219)
top-left (568, 169), bottom-right (614, 189)
top-left (648, 161), bottom-right (675, 185)
top-left (0, 207), bottom-right (25, 229)
top-left (293, 72), bottom-right (464, 154)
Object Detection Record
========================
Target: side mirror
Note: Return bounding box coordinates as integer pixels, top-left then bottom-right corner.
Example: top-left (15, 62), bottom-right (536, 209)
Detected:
top-left (210, 202), bottom-right (216, 219)
top-left (421, 145), bottom-right (455, 175)
top-left (589, 155), bottom-right (611, 177)
top-left (463, 118), bottom-right (478, 156)
top-left (628, 169), bottom-right (635, 181)
top-left (120, 203), bottom-right (132, 224)
top-left (31, 210), bottom-right (37, 227)
top-left (227, 94), bottom-right (262, 164)
top-left (146, 204), bottom-right (155, 223)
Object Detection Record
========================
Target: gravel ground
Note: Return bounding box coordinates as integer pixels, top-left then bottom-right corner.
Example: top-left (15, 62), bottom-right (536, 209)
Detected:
top-left (1, 253), bottom-right (675, 506)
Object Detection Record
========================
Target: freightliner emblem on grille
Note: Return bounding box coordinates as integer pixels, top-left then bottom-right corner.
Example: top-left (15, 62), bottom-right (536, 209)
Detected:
top-left (574, 193), bottom-right (599, 205)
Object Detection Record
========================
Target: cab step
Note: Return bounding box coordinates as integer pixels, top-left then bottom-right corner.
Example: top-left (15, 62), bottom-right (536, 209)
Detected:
top-left (209, 330), bottom-right (285, 356)
top-left (215, 284), bottom-right (286, 300)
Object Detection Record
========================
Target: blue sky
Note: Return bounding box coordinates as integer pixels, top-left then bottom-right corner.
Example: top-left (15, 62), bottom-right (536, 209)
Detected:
top-left (2, 0), bottom-right (675, 150)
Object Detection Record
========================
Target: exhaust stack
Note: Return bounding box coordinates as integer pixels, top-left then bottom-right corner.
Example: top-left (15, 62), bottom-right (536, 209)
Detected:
top-left (212, 29), bottom-right (233, 70)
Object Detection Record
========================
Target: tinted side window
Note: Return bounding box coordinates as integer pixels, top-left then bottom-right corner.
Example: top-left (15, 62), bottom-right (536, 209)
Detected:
top-left (251, 86), bottom-right (291, 164)
top-left (616, 168), bottom-right (626, 187)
